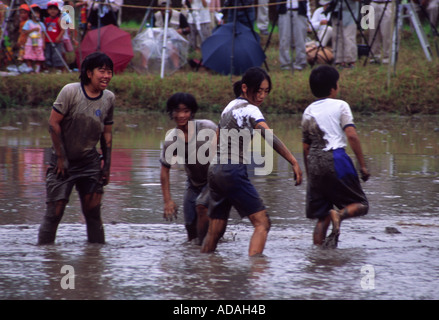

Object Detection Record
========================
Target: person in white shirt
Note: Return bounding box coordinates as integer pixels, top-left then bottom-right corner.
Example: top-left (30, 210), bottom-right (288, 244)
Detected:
top-left (310, 0), bottom-right (333, 47)
top-left (184, 0), bottom-right (212, 50)
top-left (302, 65), bottom-right (369, 248)
top-left (277, 0), bottom-right (311, 71)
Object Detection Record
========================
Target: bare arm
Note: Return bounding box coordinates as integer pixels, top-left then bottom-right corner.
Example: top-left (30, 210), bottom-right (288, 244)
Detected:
top-left (255, 121), bottom-right (303, 186)
top-left (160, 165), bottom-right (178, 221)
top-left (100, 124), bottom-right (113, 185)
top-left (344, 126), bottom-right (370, 182)
top-left (48, 109), bottom-right (68, 178)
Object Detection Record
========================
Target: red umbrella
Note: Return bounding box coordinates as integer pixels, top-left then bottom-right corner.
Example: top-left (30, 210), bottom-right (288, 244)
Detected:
top-left (77, 24), bottom-right (133, 74)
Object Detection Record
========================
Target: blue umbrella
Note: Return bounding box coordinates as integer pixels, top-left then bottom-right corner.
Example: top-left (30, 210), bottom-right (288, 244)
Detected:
top-left (201, 22), bottom-right (266, 76)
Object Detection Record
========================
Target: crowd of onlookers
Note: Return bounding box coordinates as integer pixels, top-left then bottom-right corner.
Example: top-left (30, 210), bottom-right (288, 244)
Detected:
top-left (1, 0), bottom-right (438, 74)
top-left (0, 0), bottom-right (123, 73)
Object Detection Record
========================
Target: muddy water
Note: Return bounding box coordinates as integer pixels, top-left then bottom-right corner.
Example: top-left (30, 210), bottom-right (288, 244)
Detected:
top-left (0, 110), bottom-right (438, 300)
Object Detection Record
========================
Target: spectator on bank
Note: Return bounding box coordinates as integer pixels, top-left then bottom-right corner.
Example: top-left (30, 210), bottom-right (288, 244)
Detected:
top-left (184, 0), bottom-right (212, 50)
top-left (331, 0), bottom-right (358, 68)
top-left (257, 0), bottom-right (269, 35)
top-left (17, 4), bottom-right (31, 62)
top-left (278, 0), bottom-right (311, 71)
top-left (424, 0), bottom-right (439, 28)
top-left (369, 0), bottom-right (392, 64)
top-left (84, 0), bottom-right (123, 30)
top-left (22, 4), bottom-right (46, 73)
top-left (154, 0), bottom-right (190, 36)
top-left (223, 0), bottom-right (255, 30)
top-left (310, 0), bottom-right (333, 47)
top-left (44, 1), bottom-right (65, 72)
top-left (209, 0), bottom-right (222, 29)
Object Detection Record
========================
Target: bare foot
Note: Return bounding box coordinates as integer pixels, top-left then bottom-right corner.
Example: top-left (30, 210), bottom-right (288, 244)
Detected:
top-left (323, 231), bottom-right (339, 248)
top-left (323, 210), bottom-right (341, 248)
top-left (329, 209), bottom-right (341, 236)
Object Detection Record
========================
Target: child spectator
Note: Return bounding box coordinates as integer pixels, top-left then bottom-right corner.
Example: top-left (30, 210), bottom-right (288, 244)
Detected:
top-left (22, 4), bottom-right (46, 73)
top-left (44, 1), bottom-right (65, 72)
top-left (17, 4), bottom-right (31, 62)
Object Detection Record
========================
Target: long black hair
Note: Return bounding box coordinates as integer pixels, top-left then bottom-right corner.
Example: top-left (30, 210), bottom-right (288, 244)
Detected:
top-left (233, 67), bottom-right (272, 99)
top-left (79, 52), bottom-right (114, 85)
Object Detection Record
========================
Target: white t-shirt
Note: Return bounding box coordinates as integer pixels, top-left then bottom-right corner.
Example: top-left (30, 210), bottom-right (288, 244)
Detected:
top-left (310, 6), bottom-right (331, 32)
top-left (302, 98), bottom-right (354, 151)
top-left (160, 119), bottom-right (217, 187)
top-left (184, 0), bottom-right (211, 24)
top-left (217, 98), bottom-right (265, 163)
top-left (53, 83), bottom-right (115, 161)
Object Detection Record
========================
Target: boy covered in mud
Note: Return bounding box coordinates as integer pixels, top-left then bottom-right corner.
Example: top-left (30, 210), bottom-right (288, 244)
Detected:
top-left (160, 93), bottom-right (217, 245)
top-left (302, 65), bottom-right (369, 248)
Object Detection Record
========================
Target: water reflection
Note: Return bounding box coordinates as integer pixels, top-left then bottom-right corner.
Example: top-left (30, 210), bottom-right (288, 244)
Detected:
top-left (0, 110), bottom-right (439, 300)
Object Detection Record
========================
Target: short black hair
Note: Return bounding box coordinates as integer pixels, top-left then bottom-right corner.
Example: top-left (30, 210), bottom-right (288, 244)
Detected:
top-left (79, 52), bottom-right (114, 85)
top-left (233, 67), bottom-right (272, 99)
top-left (31, 6), bottom-right (41, 13)
top-left (166, 92), bottom-right (198, 119)
top-left (309, 65), bottom-right (339, 98)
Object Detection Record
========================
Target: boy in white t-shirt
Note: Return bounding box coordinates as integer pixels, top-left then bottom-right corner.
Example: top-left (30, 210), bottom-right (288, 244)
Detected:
top-left (302, 65), bottom-right (369, 248)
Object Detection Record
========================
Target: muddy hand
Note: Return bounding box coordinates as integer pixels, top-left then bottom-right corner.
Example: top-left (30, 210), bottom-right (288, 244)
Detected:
top-left (293, 163), bottom-right (303, 186)
top-left (55, 157), bottom-right (69, 179)
top-left (163, 202), bottom-right (178, 221)
top-left (360, 168), bottom-right (370, 182)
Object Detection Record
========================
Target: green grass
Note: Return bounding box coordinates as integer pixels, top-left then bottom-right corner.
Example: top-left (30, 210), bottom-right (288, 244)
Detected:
top-left (1, 23), bottom-right (438, 114)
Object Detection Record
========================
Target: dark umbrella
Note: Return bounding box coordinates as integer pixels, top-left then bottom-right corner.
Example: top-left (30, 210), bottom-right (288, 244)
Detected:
top-left (77, 24), bottom-right (134, 74)
top-left (201, 22), bottom-right (266, 76)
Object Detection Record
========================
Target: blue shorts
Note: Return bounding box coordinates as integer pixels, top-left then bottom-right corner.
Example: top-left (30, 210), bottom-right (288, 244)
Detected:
top-left (306, 148), bottom-right (368, 219)
top-left (208, 163), bottom-right (265, 220)
top-left (183, 182), bottom-right (209, 225)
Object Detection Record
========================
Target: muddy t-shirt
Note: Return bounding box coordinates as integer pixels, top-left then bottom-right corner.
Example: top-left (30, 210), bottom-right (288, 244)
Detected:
top-left (52, 82), bottom-right (115, 161)
top-left (217, 98), bottom-right (266, 163)
top-left (160, 119), bottom-right (218, 188)
top-left (302, 98), bottom-right (354, 151)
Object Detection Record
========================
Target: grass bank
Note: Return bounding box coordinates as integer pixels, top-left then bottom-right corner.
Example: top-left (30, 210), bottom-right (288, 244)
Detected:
top-left (1, 29), bottom-right (438, 114)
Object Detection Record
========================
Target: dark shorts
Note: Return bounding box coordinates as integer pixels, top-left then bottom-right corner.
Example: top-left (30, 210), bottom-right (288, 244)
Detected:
top-left (46, 152), bottom-right (104, 203)
top-left (208, 163), bottom-right (265, 220)
top-left (44, 42), bottom-right (65, 67)
top-left (183, 182), bottom-right (209, 225)
top-left (306, 148), bottom-right (368, 219)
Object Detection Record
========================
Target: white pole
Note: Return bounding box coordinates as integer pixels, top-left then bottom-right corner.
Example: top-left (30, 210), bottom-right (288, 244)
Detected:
top-left (160, 0), bottom-right (171, 78)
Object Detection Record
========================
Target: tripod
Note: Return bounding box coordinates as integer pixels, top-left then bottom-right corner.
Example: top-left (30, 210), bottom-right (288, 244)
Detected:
top-left (390, 0), bottom-right (433, 74)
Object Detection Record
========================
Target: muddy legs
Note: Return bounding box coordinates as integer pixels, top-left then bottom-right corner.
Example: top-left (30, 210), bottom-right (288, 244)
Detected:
top-left (314, 203), bottom-right (369, 248)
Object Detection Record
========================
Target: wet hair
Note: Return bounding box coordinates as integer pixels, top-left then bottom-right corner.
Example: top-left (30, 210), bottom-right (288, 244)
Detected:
top-left (309, 65), bottom-right (339, 98)
top-left (79, 52), bottom-right (114, 85)
top-left (233, 67), bottom-right (272, 99)
top-left (166, 92), bottom-right (198, 119)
